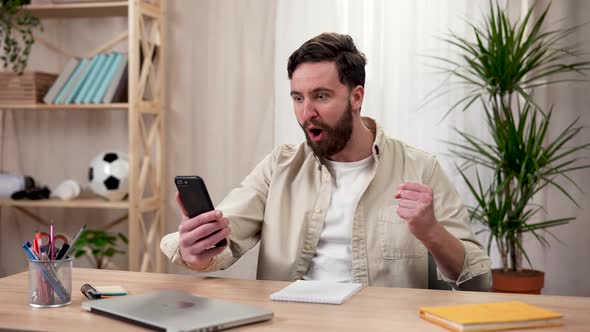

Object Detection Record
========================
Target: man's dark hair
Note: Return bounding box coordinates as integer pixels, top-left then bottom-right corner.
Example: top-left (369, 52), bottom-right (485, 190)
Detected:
top-left (287, 32), bottom-right (367, 89)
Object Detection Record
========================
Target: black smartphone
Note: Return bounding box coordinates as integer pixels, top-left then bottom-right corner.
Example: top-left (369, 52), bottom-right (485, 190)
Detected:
top-left (175, 176), bottom-right (227, 247)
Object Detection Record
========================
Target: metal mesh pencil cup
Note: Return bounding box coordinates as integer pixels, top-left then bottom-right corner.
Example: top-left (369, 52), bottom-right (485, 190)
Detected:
top-left (28, 257), bottom-right (72, 308)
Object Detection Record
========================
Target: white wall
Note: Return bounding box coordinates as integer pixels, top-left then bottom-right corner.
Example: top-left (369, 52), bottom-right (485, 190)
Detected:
top-left (531, 0), bottom-right (590, 296)
top-left (163, 0), bottom-right (276, 279)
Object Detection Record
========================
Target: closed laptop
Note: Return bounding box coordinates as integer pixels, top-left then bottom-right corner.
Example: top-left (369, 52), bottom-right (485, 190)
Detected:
top-left (82, 289), bottom-right (273, 332)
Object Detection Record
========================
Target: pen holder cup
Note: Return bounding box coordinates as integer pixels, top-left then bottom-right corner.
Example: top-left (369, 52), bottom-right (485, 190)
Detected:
top-left (28, 258), bottom-right (72, 308)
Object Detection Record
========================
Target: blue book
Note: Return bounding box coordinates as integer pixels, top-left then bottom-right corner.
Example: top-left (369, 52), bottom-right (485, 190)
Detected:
top-left (83, 53), bottom-right (115, 104)
top-left (54, 58), bottom-right (88, 104)
top-left (90, 53), bottom-right (121, 104)
top-left (63, 56), bottom-right (100, 104)
top-left (74, 54), bottom-right (107, 104)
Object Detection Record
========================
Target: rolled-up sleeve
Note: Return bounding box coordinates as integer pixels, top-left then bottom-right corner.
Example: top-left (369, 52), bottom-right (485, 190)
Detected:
top-left (427, 158), bottom-right (492, 291)
top-left (160, 146), bottom-right (281, 272)
top-left (159, 232), bottom-right (235, 272)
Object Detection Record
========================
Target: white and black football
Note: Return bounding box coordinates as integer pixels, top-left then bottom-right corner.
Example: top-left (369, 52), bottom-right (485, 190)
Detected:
top-left (88, 151), bottom-right (129, 201)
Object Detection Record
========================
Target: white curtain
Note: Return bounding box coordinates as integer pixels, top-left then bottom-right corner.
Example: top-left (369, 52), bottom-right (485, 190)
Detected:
top-left (273, 0), bottom-right (590, 296)
top-left (274, 0), bottom-right (491, 199)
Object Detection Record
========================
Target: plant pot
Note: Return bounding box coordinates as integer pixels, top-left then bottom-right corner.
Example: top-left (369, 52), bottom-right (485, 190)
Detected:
top-left (492, 269), bottom-right (544, 294)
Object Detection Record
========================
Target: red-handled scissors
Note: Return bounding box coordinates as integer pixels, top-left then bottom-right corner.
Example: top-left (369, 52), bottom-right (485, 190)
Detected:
top-left (33, 232), bottom-right (68, 258)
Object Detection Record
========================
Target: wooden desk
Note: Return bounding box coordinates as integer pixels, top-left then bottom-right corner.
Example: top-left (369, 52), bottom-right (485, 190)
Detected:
top-left (0, 268), bottom-right (588, 331)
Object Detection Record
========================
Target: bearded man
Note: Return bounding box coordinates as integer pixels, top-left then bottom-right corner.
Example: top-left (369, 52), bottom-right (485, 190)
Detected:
top-left (161, 33), bottom-right (492, 290)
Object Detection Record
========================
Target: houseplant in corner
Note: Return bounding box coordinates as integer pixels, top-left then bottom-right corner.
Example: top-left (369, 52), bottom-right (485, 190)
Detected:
top-left (437, 1), bottom-right (590, 293)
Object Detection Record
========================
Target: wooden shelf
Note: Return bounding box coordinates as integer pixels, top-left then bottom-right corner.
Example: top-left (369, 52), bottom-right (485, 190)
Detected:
top-left (0, 198), bottom-right (128, 209)
top-left (0, 196), bottom-right (161, 210)
top-left (0, 103), bottom-right (128, 110)
top-left (22, 1), bottom-right (128, 19)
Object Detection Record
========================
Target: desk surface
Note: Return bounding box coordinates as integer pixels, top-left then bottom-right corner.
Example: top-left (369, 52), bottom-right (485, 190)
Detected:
top-left (0, 268), bottom-right (589, 331)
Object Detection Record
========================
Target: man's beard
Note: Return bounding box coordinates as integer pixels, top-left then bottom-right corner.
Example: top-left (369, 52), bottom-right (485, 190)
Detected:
top-left (300, 102), bottom-right (354, 158)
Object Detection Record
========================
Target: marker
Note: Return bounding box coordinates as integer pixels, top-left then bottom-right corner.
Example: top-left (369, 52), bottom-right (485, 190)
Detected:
top-left (56, 244), bottom-right (70, 260)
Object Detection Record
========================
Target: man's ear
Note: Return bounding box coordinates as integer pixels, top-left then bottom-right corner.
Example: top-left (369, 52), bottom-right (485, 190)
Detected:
top-left (350, 85), bottom-right (364, 112)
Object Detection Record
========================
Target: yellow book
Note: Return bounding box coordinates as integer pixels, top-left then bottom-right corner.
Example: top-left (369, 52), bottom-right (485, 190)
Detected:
top-left (419, 301), bottom-right (563, 332)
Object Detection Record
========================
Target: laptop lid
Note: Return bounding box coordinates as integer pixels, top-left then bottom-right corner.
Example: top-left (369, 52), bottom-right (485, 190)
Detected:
top-left (81, 289), bottom-right (273, 332)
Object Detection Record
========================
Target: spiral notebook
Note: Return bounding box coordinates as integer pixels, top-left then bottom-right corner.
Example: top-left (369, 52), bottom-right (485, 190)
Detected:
top-left (270, 280), bottom-right (363, 304)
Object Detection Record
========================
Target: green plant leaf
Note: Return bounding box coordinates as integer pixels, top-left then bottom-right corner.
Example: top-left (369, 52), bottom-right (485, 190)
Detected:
top-left (104, 247), bottom-right (116, 257)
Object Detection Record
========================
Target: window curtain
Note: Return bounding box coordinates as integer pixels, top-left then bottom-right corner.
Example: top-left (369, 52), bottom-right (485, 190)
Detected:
top-left (273, 0), bottom-right (590, 296)
top-left (274, 0), bottom-right (491, 201)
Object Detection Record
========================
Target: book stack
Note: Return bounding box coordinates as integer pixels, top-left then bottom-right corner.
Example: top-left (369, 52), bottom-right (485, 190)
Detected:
top-left (43, 52), bottom-right (128, 104)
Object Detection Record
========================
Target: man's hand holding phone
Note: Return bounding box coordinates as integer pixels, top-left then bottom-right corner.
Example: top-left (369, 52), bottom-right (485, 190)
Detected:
top-left (176, 192), bottom-right (231, 271)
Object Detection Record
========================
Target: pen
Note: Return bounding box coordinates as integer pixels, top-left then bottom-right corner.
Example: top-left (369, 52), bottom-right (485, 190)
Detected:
top-left (55, 224), bottom-right (86, 270)
top-left (66, 224), bottom-right (86, 258)
top-left (24, 241), bottom-right (40, 260)
top-left (50, 224), bottom-right (55, 260)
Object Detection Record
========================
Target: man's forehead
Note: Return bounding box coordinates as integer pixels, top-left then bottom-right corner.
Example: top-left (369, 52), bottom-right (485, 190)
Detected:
top-left (290, 61), bottom-right (341, 91)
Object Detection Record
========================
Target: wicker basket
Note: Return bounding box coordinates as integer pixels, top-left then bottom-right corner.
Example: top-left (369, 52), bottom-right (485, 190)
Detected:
top-left (0, 72), bottom-right (57, 104)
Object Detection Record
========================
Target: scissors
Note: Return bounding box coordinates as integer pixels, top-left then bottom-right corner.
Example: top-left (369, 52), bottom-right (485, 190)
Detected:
top-left (34, 232), bottom-right (69, 260)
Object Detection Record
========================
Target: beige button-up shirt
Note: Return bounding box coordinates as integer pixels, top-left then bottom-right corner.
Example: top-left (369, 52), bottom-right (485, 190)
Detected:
top-left (161, 118), bottom-right (492, 290)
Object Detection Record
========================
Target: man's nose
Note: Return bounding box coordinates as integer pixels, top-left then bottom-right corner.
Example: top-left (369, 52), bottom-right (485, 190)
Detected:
top-left (301, 99), bottom-right (317, 122)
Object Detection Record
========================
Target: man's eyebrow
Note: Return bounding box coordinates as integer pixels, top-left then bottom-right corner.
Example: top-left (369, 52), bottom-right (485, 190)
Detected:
top-left (290, 87), bottom-right (334, 96)
top-left (311, 87), bottom-right (335, 95)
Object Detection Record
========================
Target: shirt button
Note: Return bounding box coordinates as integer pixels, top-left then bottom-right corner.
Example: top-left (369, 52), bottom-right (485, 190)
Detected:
top-left (315, 208), bottom-right (322, 214)
top-left (304, 244), bottom-right (311, 251)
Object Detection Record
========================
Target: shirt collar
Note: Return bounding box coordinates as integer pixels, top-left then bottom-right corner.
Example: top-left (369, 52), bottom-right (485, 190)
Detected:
top-left (361, 117), bottom-right (384, 160)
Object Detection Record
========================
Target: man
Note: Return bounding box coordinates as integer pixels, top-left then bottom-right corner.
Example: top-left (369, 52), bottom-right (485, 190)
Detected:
top-left (161, 33), bottom-right (492, 290)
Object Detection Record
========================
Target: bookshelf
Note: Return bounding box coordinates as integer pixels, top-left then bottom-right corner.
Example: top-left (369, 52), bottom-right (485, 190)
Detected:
top-left (0, 1), bottom-right (166, 273)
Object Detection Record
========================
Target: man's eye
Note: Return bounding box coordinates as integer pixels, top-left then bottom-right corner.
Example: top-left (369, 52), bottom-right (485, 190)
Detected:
top-left (317, 93), bottom-right (328, 100)
top-left (292, 95), bottom-right (303, 103)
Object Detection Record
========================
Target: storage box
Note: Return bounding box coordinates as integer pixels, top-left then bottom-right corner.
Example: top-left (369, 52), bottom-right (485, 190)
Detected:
top-left (0, 72), bottom-right (57, 104)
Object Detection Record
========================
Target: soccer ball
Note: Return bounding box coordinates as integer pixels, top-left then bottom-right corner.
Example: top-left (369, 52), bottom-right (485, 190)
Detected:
top-left (88, 151), bottom-right (129, 201)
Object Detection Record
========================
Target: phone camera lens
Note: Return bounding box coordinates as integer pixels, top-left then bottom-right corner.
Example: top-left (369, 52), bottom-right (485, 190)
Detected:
top-left (176, 180), bottom-right (181, 184)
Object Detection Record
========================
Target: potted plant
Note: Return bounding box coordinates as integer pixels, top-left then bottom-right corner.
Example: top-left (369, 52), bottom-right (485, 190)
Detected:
top-left (0, 0), bottom-right (41, 74)
top-left (72, 229), bottom-right (128, 269)
top-left (436, 1), bottom-right (590, 293)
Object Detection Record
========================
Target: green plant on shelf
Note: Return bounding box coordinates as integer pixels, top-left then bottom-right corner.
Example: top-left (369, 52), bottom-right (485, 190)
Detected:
top-left (0, 0), bottom-right (42, 74)
top-left (72, 229), bottom-right (128, 269)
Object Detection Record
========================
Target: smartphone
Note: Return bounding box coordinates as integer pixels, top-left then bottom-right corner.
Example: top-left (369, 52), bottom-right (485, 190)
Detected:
top-left (175, 176), bottom-right (227, 247)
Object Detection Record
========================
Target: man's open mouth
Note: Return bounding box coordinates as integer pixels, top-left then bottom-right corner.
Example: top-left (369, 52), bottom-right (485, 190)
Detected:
top-left (309, 128), bottom-right (323, 137)
top-left (307, 127), bottom-right (324, 142)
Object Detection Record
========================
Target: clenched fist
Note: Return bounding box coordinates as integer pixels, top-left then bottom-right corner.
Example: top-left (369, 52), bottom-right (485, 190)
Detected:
top-left (394, 182), bottom-right (437, 241)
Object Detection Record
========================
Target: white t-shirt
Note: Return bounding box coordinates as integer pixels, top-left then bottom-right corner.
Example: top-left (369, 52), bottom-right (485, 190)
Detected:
top-left (304, 155), bottom-right (374, 282)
